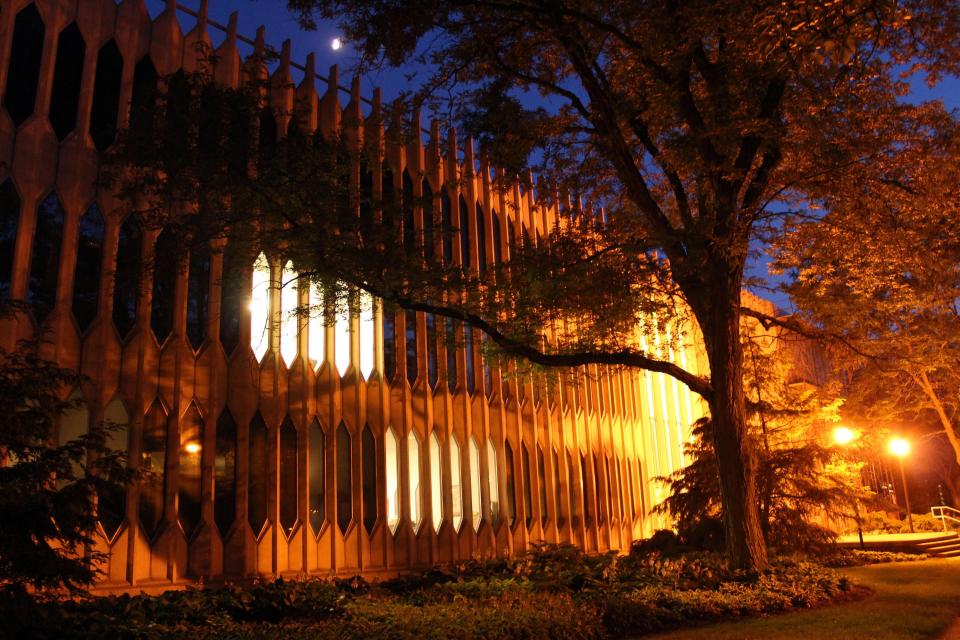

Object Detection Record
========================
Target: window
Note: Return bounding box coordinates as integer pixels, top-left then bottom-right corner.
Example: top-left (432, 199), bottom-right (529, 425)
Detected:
top-left (581, 453), bottom-right (591, 525)
top-left (464, 323), bottom-right (475, 395)
top-left (279, 417), bottom-right (299, 536)
top-left (248, 412), bottom-right (268, 535)
top-left (49, 23), bottom-right (85, 140)
top-left (361, 424), bottom-right (377, 534)
top-left (27, 193), bottom-right (65, 322)
top-left (594, 454), bottom-right (605, 524)
top-left (476, 203), bottom-right (486, 276)
top-left (250, 253), bottom-right (270, 362)
top-left (383, 308), bottom-right (397, 381)
top-left (279, 261), bottom-right (298, 367)
top-left (441, 190), bottom-right (453, 266)
top-left (402, 170), bottom-right (415, 252)
top-left (58, 391), bottom-right (87, 487)
top-left (89, 40), bottom-right (123, 151)
top-left (504, 442), bottom-right (516, 527)
top-left (359, 291), bottom-right (375, 379)
top-left (113, 215), bottom-right (142, 339)
top-left (359, 163), bottom-right (373, 241)
top-left (422, 180), bottom-right (435, 261)
top-left (178, 405), bottom-right (203, 538)
top-left (487, 439), bottom-right (500, 526)
top-left (522, 444), bottom-right (533, 529)
top-left (617, 458), bottom-right (627, 522)
top-left (606, 456), bottom-right (616, 522)
top-left (458, 195), bottom-right (470, 273)
top-left (405, 310), bottom-right (418, 385)
top-left (553, 448), bottom-right (564, 528)
top-left (4, 4), bottom-right (45, 127)
top-left (140, 400), bottom-right (167, 538)
top-left (214, 409), bottom-right (237, 538)
top-left (334, 289), bottom-right (351, 376)
top-left (72, 203), bottom-right (105, 332)
top-left (382, 165), bottom-right (396, 239)
top-left (426, 314), bottom-right (439, 389)
top-left (385, 427), bottom-right (400, 533)
top-left (450, 434), bottom-right (463, 531)
top-left (336, 421), bottom-right (352, 535)
top-left (308, 281), bottom-right (325, 371)
top-left (482, 335), bottom-right (493, 399)
top-left (186, 243), bottom-right (210, 350)
top-left (129, 56), bottom-right (157, 144)
top-left (408, 431), bottom-right (422, 531)
top-left (99, 397), bottom-right (129, 539)
top-left (492, 211), bottom-right (502, 266)
top-left (469, 437), bottom-right (481, 531)
top-left (309, 419), bottom-right (325, 534)
top-left (150, 228), bottom-right (178, 344)
top-left (430, 431), bottom-right (443, 532)
top-left (569, 451), bottom-right (580, 527)
top-left (445, 318), bottom-right (458, 390)
top-left (0, 180), bottom-right (19, 302)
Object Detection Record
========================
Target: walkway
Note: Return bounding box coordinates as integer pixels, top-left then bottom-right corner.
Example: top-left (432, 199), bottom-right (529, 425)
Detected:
top-left (646, 558), bottom-right (960, 640)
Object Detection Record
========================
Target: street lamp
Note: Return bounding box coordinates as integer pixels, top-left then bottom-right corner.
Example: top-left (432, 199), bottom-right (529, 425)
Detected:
top-left (833, 426), bottom-right (864, 548)
top-left (889, 437), bottom-right (913, 533)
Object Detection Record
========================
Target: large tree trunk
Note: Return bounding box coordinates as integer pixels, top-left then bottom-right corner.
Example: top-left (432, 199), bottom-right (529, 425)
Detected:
top-left (683, 259), bottom-right (768, 571)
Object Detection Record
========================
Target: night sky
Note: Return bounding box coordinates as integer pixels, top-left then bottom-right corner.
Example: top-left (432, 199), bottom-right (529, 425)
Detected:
top-left (153, 1), bottom-right (960, 312)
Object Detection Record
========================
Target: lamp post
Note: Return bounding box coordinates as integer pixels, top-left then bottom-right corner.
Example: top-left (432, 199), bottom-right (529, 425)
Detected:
top-left (889, 437), bottom-right (913, 533)
top-left (833, 426), bottom-right (864, 548)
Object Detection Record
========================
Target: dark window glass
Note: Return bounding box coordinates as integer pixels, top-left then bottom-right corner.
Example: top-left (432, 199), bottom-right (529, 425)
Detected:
top-left (214, 409), bottom-right (237, 538)
top-left (27, 193), bottom-right (65, 322)
top-left (581, 453), bottom-right (591, 525)
top-left (3, 4), bottom-right (45, 127)
top-left (426, 314), bottom-right (438, 389)
top-left (441, 191), bottom-right (453, 266)
top-left (617, 459), bottom-right (626, 522)
top-left (606, 457), bottom-right (615, 521)
top-left (178, 407), bottom-right (203, 538)
top-left (72, 203), bottom-right (105, 332)
top-left (150, 228), bottom-right (178, 345)
top-left (129, 56), bottom-right (157, 139)
top-left (569, 451), bottom-right (580, 527)
top-left (248, 412), bottom-right (268, 535)
top-left (139, 401), bottom-right (167, 538)
top-left (553, 449), bottom-right (565, 528)
top-left (522, 444), bottom-right (533, 529)
top-left (464, 323), bottom-right (475, 395)
top-left (0, 180), bottom-right (19, 302)
top-left (381, 165), bottom-right (395, 239)
top-left (405, 310), bottom-right (418, 385)
top-left (218, 242), bottom-right (244, 356)
top-left (422, 180), bottom-right (434, 261)
top-left (402, 170), bottom-right (414, 252)
top-left (383, 309), bottom-right (396, 382)
top-left (113, 215), bottom-right (141, 339)
top-left (336, 421), bottom-right (352, 535)
top-left (507, 217), bottom-right (516, 258)
top-left (258, 107), bottom-right (277, 150)
top-left (361, 424), bottom-right (376, 534)
top-left (458, 195), bottom-right (470, 273)
top-left (309, 419), bottom-right (325, 534)
top-left (537, 445), bottom-right (547, 528)
top-left (98, 397), bottom-right (130, 540)
top-left (594, 454), bottom-right (605, 524)
top-left (522, 224), bottom-right (531, 248)
top-left (360, 162), bottom-right (373, 241)
top-left (492, 211), bottom-right (502, 266)
top-left (49, 23), bottom-right (85, 140)
top-left (482, 335), bottom-right (492, 399)
top-left (504, 442), bottom-right (516, 527)
top-left (476, 203), bottom-right (486, 276)
top-left (89, 40), bottom-right (123, 151)
top-left (445, 318), bottom-right (458, 391)
top-left (186, 243), bottom-right (210, 350)
top-left (335, 148), bottom-right (352, 231)
top-left (279, 417), bottom-right (299, 536)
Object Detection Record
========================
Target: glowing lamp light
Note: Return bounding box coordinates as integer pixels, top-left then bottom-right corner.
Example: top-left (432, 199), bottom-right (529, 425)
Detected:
top-left (888, 437), bottom-right (911, 458)
top-left (832, 426), bottom-right (856, 445)
top-left (184, 441), bottom-right (202, 455)
top-left (331, 37), bottom-right (343, 51)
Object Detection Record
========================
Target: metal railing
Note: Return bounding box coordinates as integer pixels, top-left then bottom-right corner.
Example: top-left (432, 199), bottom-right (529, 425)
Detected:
top-left (931, 505), bottom-right (960, 532)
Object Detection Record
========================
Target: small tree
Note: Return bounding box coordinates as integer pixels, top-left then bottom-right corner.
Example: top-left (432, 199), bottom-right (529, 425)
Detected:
top-left (0, 328), bottom-right (129, 602)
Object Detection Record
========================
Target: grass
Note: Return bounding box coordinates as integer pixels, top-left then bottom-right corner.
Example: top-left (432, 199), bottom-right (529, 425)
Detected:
top-left (646, 558), bottom-right (960, 640)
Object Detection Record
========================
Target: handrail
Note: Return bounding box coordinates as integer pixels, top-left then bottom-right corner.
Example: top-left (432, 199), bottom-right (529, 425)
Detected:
top-left (931, 505), bottom-right (960, 532)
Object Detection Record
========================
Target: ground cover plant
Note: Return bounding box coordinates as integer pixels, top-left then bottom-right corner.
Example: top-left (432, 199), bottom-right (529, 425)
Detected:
top-left (8, 544), bottom-right (857, 639)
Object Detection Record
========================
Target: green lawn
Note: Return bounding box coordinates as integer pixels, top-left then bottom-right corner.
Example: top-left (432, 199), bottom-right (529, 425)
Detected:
top-left (647, 558), bottom-right (960, 640)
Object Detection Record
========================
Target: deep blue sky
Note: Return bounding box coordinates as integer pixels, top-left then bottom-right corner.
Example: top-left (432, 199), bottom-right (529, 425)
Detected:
top-left (153, 1), bottom-right (960, 312)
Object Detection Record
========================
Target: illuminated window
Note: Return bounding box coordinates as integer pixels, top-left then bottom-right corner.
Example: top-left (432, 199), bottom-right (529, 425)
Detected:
top-left (99, 397), bottom-right (129, 539)
top-left (214, 409), bottom-right (237, 538)
top-left (140, 400), bottom-right (167, 538)
top-left (72, 203), bottom-right (105, 332)
top-left (334, 289), bottom-right (351, 377)
top-left (249, 253), bottom-right (271, 362)
top-left (279, 417), bottom-right (299, 536)
top-left (430, 431), bottom-right (443, 532)
top-left (487, 439), bottom-right (500, 526)
top-left (451, 434), bottom-right (463, 531)
top-left (248, 412), bottom-right (268, 535)
top-left (308, 282), bottom-right (324, 371)
top-left (408, 431), bottom-right (422, 531)
top-left (308, 419), bottom-right (325, 534)
top-left (178, 404), bottom-right (203, 538)
top-left (280, 261), bottom-right (299, 367)
top-left (361, 424), bottom-right (377, 534)
top-left (504, 442), bottom-right (516, 527)
top-left (469, 437), bottom-right (481, 531)
top-left (359, 291), bottom-right (375, 379)
top-left (385, 427), bottom-right (400, 533)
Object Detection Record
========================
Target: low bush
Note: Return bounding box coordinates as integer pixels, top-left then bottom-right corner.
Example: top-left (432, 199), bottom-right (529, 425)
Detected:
top-left (823, 549), bottom-right (928, 567)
